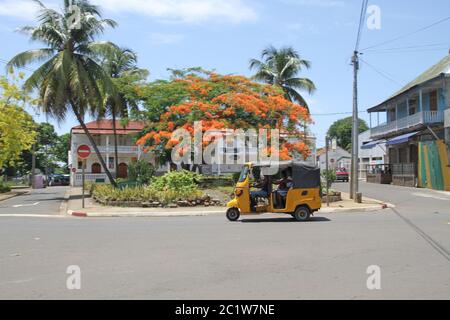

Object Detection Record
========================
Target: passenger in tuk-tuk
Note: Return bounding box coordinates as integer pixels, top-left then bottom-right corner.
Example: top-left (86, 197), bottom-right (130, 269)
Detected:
top-left (274, 170), bottom-right (293, 207)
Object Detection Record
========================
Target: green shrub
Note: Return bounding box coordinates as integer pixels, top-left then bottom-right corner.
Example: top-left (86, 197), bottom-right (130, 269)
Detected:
top-left (91, 170), bottom-right (203, 205)
top-left (128, 160), bottom-right (155, 185)
top-left (232, 172), bottom-right (241, 183)
top-left (0, 176), bottom-right (11, 193)
top-left (197, 175), bottom-right (234, 189)
top-left (321, 169), bottom-right (336, 189)
top-left (151, 170), bottom-right (199, 192)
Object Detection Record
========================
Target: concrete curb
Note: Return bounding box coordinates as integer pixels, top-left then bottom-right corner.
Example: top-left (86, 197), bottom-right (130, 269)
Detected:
top-left (320, 202), bottom-right (394, 214)
top-left (67, 209), bottom-right (224, 218)
top-left (0, 191), bottom-right (29, 203)
top-left (66, 203), bottom-right (394, 218)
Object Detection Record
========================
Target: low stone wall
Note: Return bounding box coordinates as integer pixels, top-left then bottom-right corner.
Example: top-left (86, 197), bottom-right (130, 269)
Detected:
top-left (93, 194), bottom-right (223, 208)
top-left (321, 191), bottom-right (342, 203)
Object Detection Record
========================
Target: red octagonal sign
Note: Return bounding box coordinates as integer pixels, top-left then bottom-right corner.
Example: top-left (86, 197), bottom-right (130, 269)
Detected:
top-left (77, 145), bottom-right (91, 159)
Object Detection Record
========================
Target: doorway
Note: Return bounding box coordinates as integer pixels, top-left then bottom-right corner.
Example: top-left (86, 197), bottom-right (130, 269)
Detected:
top-left (118, 163), bottom-right (128, 178)
top-left (91, 163), bottom-right (101, 174)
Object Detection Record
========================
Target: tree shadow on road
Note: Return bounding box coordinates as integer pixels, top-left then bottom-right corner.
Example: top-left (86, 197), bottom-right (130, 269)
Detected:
top-left (240, 216), bottom-right (331, 223)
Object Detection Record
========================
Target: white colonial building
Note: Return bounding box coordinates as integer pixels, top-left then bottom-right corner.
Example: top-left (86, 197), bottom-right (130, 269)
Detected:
top-left (69, 120), bottom-right (154, 186)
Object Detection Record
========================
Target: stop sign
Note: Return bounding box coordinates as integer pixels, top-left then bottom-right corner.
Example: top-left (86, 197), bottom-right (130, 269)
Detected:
top-left (77, 145), bottom-right (91, 159)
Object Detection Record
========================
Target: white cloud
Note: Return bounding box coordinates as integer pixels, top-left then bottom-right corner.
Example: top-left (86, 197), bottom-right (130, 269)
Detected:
top-left (0, 0), bottom-right (258, 24)
top-left (0, 0), bottom-right (42, 20)
top-left (149, 32), bottom-right (184, 45)
top-left (280, 0), bottom-right (345, 8)
top-left (93, 0), bottom-right (258, 24)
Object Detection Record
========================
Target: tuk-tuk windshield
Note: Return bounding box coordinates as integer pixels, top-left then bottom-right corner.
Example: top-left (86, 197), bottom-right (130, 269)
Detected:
top-left (238, 166), bottom-right (250, 183)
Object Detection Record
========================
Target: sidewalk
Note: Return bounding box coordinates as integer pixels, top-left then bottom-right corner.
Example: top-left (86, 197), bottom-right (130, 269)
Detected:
top-left (66, 187), bottom-right (393, 218)
top-left (0, 188), bottom-right (31, 202)
top-left (320, 192), bottom-right (393, 213)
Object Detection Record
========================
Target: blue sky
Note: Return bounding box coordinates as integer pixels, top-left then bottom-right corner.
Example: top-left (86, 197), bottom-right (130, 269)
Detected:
top-left (0, 0), bottom-right (449, 147)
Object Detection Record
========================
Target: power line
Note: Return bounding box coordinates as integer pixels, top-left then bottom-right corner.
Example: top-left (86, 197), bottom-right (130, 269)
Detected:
top-left (363, 47), bottom-right (450, 55)
top-left (310, 111), bottom-right (367, 116)
top-left (355, 0), bottom-right (369, 51)
top-left (364, 42), bottom-right (450, 52)
top-left (359, 57), bottom-right (403, 87)
top-left (361, 16), bottom-right (450, 51)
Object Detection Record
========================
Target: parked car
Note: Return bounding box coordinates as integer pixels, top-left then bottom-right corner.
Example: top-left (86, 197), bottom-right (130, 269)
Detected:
top-left (48, 174), bottom-right (70, 186)
top-left (335, 168), bottom-right (349, 182)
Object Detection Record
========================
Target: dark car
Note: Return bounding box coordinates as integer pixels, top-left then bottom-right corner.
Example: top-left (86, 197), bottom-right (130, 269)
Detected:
top-left (48, 174), bottom-right (70, 186)
top-left (335, 168), bottom-right (349, 182)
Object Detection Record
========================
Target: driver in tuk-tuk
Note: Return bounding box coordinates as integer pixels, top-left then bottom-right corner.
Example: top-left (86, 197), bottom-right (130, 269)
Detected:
top-left (250, 175), bottom-right (270, 211)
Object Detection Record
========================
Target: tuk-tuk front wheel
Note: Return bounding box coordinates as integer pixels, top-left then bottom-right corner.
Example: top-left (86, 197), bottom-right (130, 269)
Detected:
top-left (293, 206), bottom-right (310, 222)
top-left (226, 208), bottom-right (240, 222)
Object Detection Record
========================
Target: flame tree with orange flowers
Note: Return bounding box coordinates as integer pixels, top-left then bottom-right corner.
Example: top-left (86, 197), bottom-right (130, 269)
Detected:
top-left (132, 68), bottom-right (313, 169)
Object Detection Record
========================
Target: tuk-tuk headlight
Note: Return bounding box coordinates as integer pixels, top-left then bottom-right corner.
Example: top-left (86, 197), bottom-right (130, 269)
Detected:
top-left (235, 189), bottom-right (243, 197)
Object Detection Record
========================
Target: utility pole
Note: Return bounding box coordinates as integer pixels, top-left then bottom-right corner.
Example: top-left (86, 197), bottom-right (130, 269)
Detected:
top-left (31, 143), bottom-right (36, 189)
top-left (350, 51), bottom-right (360, 201)
top-left (325, 136), bottom-right (330, 207)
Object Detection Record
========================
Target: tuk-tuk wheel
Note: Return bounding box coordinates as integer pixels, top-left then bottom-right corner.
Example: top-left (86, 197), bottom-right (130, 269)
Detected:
top-left (226, 208), bottom-right (240, 222)
top-left (293, 206), bottom-right (310, 222)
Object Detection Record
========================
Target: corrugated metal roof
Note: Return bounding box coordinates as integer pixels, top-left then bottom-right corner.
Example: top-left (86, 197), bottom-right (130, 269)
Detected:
top-left (368, 54), bottom-right (450, 112)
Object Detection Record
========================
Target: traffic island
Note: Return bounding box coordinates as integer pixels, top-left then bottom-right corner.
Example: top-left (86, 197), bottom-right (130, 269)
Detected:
top-left (65, 187), bottom-right (393, 218)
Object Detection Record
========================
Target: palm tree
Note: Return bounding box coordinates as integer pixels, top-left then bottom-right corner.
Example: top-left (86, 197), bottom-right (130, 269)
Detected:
top-left (249, 46), bottom-right (316, 111)
top-left (98, 47), bottom-right (149, 176)
top-left (7, 0), bottom-right (119, 187)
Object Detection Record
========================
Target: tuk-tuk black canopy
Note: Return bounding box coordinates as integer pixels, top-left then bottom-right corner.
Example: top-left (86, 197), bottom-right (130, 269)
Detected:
top-left (256, 161), bottom-right (321, 189)
top-left (291, 162), bottom-right (321, 189)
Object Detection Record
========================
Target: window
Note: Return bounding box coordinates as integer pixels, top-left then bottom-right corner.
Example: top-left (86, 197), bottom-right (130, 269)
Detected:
top-left (409, 98), bottom-right (417, 115)
top-left (77, 161), bottom-right (83, 170)
top-left (429, 90), bottom-right (437, 111)
top-left (238, 166), bottom-right (250, 183)
top-left (108, 157), bottom-right (114, 169)
top-left (388, 108), bottom-right (396, 122)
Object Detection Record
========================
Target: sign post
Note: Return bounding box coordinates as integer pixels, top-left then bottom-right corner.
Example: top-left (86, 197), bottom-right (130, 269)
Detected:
top-left (325, 136), bottom-right (330, 207)
top-left (82, 160), bottom-right (86, 208)
top-left (77, 145), bottom-right (91, 209)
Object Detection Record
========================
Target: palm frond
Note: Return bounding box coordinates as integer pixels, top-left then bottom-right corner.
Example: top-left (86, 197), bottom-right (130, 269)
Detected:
top-left (6, 49), bottom-right (54, 70)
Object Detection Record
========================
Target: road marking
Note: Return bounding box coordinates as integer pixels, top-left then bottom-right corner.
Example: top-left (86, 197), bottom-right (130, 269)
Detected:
top-left (412, 192), bottom-right (449, 201)
top-left (12, 202), bottom-right (40, 208)
top-left (391, 208), bottom-right (450, 262)
top-left (0, 214), bottom-right (67, 218)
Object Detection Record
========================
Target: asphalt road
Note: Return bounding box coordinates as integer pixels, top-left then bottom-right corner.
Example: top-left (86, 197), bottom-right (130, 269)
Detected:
top-left (0, 187), bottom-right (68, 216)
top-left (0, 183), bottom-right (449, 299)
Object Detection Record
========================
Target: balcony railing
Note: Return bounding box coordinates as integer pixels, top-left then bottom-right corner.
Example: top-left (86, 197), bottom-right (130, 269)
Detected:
top-left (74, 173), bottom-right (108, 182)
top-left (370, 111), bottom-right (444, 138)
top-left (95, 145), bottom-right (140, 153)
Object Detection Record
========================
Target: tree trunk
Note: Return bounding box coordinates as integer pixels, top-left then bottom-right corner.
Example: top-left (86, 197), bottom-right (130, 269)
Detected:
top-left (112, 110), bottom-right (119, 179)
top-left (73, 108), bottom-right (118, 188)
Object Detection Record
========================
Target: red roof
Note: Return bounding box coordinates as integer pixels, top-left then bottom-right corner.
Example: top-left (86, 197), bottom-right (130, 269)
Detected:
top-left (71, 120), bottom-right (146, 135)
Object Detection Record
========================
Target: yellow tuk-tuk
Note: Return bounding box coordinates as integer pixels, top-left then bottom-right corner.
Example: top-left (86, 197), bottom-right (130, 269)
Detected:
top-left (226, 161), bottom-right (322, 222)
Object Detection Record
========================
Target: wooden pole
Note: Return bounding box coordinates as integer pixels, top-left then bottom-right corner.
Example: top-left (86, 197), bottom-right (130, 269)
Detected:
top-left (326, 136), bottom-right (330, 207)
